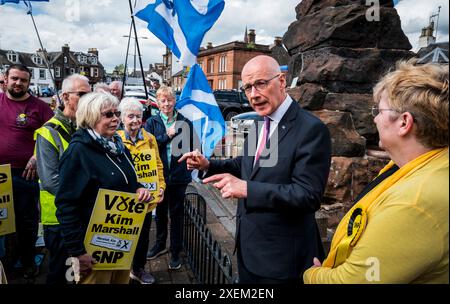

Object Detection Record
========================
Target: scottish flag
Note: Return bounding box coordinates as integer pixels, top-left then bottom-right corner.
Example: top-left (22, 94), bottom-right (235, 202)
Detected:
top-left (176, 64), bottom-right (226, 158)
top-left (135, 0), bottom-right (225, 66)
top-left (0, 0), bottom-right (48, 4)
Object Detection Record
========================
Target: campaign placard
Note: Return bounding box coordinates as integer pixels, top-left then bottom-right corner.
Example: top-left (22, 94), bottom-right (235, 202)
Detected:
top-left (0, 164), bottom-right (16, 236)
top-left (84, 189), bottom-right (148, 270)
top-left (130, 147), bottom-right (160, 212)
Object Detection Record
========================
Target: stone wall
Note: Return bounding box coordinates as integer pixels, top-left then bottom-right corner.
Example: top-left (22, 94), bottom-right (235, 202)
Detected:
top-left (283, 0), bottom-right (415, 238)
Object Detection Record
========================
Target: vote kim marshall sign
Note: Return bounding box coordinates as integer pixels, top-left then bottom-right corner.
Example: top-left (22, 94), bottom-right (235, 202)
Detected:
top-left (0, 164), bottom-right (16, 236)
top-left (84, 189), bottom-right (147, 270)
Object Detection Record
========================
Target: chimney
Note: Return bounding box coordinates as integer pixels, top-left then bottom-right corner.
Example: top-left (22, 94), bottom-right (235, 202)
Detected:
top-left (274, 36), bottom-right (283, 46)
top-left (88, 48), bottom-right (98, 57)
top-left (248, 29), bottom-right (256, 44)
top-left (418, 22), bottom-right (436, 48)
top-left (207, 42), bottom-right (213, 49)
top-left (62, 44), bottom-right (70, 53)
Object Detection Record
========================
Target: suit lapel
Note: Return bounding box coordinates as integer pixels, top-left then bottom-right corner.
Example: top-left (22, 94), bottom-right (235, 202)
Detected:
top-left (250, 102), bottom-right (299, 180)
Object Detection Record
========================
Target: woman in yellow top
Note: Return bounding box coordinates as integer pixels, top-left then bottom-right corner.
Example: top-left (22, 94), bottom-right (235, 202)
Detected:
top-left (304, 60), bottom-right (449, 284)
top-left (118, 97), bottom-right (166, 284)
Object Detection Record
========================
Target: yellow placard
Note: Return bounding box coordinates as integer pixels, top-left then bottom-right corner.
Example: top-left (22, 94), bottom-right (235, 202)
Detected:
top-left (130, 148), bottom-right (160, 210)
top-left (131, 148), bottom-right (159, 185)
top-left (0, 164), bottom-right (15, 236)
top-left (84, 189), bottom-right (148, 270)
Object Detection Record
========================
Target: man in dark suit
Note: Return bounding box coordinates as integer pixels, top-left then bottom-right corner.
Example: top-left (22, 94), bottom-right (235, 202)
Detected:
top-left (179, 55), bottom-right (331, 283)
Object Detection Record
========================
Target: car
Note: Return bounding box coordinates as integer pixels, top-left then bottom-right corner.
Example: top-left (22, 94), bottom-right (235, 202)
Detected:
top-left (230, 111), bottom-right (263, 135)
top-left (213, 90), bottom-right (253, 121)
top-left (41, 87), bottom-right (54, 97)
top-left (123, 90), bottom-right (159, 122)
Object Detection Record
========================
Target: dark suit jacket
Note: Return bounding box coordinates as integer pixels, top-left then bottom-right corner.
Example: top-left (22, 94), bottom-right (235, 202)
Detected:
top-left (206, 100), bottom-right (331, 280)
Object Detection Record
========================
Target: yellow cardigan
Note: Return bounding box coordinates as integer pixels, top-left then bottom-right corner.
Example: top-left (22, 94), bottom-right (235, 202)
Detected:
top-left (304, 149), bottom-right (449, 284)
top-left (118, 128), bottom-right (166, 210)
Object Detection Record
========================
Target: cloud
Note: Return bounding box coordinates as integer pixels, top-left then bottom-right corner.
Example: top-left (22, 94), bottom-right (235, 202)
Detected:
top-left (0, 0), bottom-right (448, 73)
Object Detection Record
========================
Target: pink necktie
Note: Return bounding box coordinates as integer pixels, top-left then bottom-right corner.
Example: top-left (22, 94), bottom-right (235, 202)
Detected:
top-left (255, 116), bottom-right (271, 164)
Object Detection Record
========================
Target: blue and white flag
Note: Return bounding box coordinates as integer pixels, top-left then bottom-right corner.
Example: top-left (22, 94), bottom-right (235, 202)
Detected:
top-left (135, 0), bottom-right (225, 67)
top-left (393, 0), bottom-right (400, 5)
top-left (0, 0), bottom-right (48, 5)
top-left (176, 64), bottom-right (226, 158)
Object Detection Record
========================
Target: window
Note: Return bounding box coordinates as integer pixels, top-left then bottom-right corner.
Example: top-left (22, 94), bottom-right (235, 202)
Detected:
top-left (207, 58), bottom-right (214, 74)
top-left (64, 56), bottom-right (68, 64)
top-left (89, 56), bottom-right (98, 65)
top-left (219, 55), bottom-right (227, 73)
top-left (218, 79), bottom-right (227, 90)
top-left (33, 55), bottom-right (43, 65)
top-left (94, 68), bottom-right (99, 78)
top-left (55, 67), bottom-right (61, 78)
top-left (70, 68), bottom-right (75, 74)
top-left (39, 69), bottom-right (46, 79)
top-left (30, 69), bottom-right (34, 79)
top-left (7, 52), bottom-right (18, 63)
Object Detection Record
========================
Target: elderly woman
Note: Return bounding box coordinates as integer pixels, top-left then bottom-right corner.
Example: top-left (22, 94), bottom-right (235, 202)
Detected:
top-left (144, 86), bottom-right (196, 270)
top-left (304, 60), bottom-right (449, 284)
top-left (117, 98), bottom-right (165, 284)
top-left (55, 92), bottom-right (153, 284)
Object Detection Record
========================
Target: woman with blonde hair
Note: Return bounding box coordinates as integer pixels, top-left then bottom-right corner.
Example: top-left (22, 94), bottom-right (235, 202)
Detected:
top-left (304, 60), bottom-right (449, 284)
top-left (55, 92), bottom-right (153, 284)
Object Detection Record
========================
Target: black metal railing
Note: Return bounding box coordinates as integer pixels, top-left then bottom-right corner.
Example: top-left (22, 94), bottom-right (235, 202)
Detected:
top-left (183, 193), bottom-right (233, 284)
top-left (185, 191), bottom-right (207, 223)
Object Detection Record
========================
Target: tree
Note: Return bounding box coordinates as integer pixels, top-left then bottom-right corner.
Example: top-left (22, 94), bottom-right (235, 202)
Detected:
top-left (114, 64), bottom-right (125, 76)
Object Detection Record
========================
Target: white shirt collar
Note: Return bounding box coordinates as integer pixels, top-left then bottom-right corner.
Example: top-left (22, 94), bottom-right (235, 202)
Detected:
top-left (267, 94), bottom-right (292, 124)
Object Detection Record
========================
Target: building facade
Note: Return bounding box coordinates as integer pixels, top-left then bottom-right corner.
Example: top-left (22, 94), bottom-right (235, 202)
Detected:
top-left (47, 44), bottom-right (105, 89)
top-left (0, 48), bottom-right (55, 94)
top-left (197, 29), bottom-right (290, 90)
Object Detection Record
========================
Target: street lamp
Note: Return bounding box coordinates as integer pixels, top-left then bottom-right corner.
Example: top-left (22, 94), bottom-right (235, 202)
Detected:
top-left (123, 35), bottom-right (149, 76)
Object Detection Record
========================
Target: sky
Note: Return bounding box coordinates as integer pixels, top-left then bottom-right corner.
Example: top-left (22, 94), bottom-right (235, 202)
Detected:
top-left (0, 0), bottom-right (448, 74)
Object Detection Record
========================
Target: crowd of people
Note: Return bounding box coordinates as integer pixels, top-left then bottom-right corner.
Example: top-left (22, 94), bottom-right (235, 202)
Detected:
top-left (0, 54), bottom-right (448, 285)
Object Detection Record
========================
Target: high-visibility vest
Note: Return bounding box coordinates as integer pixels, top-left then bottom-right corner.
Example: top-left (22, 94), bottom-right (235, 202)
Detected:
top-left (34, 117), bottom-right (71, 225)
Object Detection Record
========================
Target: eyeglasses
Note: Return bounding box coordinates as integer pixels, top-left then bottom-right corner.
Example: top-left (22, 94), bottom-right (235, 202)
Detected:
top-left (371, 106), bottom-right (398, 118)
top-left (101, 111), bottom-right (121, 118)
top-left (240, 74), bottom-right (281, 94)
top-left (68, 91), bottom-right (89, 98)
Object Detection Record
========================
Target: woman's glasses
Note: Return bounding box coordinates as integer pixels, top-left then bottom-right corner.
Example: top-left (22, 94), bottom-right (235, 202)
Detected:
top-left (101, 111), bottom-right (121, 118)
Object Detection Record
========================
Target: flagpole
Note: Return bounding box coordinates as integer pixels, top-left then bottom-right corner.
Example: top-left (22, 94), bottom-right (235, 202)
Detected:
top-left (122, 21), bottom-right (133, 100)
top-left (128, 0), bottom-right (148, 100)
top-left (26, 1), bottom-right (59, 102)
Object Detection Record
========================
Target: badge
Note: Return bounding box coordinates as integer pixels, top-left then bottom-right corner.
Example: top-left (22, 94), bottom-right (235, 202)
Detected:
top-left (16, 113), bottom-right (27, 126)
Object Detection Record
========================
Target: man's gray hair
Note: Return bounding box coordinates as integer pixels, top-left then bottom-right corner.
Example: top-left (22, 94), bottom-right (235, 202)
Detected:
top-left (109, 80), bottom-right (123, 88)
top-left (118, 97), bottom-right (144, 120)
top-left (62, 74), bottom-right (90, 93)
top-left (94, 82), bottom-right (111, 93)
top-left (76, 92), bottom-right (119, 129)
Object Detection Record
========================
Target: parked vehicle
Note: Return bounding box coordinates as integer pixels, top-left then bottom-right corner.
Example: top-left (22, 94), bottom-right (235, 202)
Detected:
top-left (41, 87), bottom-right (54, 97)
top-left (230, 111), bottom-right (263, 135)
top-left (123, 90), bottom-right (159, 122)
top-left (213, 90), bottom-right (253, 121)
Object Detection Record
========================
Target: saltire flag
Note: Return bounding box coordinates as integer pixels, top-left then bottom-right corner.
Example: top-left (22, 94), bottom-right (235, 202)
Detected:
top-left (0, 0), bottom-right (48, 5)
top-left (393, 0), bottom-right (400, 5)
top-left (176, 64), bottom-right (226, 158)
top-left (135, 0), bottom-right (225, 67)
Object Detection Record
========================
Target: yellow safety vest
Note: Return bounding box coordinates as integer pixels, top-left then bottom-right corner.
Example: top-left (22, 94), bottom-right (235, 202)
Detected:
top-left (34, 117), bottom-right (71, 225)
